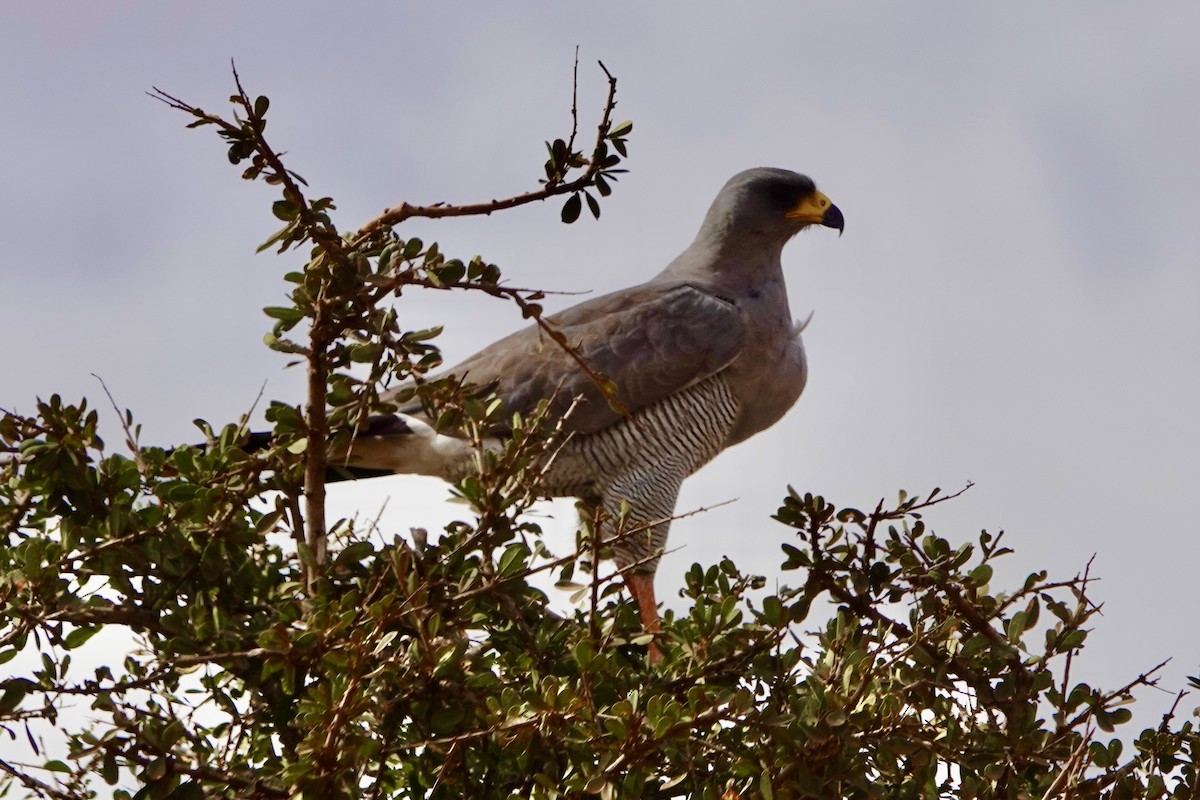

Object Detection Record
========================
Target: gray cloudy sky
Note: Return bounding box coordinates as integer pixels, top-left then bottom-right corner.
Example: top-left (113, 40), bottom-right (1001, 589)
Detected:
top-left (2, 3), bottom-right (1198, 723)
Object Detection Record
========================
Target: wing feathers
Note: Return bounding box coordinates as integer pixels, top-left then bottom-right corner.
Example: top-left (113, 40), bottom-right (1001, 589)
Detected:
top-left (388, 281), bottom-right (744, 435)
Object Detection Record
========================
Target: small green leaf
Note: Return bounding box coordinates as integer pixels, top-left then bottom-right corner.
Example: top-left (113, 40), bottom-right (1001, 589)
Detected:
top-left (498, 543), bottom-right (529, 577)
top-left (263, 306), bottom-right (304, 323)
top-left (762, 596), bottom-right (784, 626)
top-left (1089, 740), bottom-right (1114, 768)
top-left (1059, 629), bottom-right (1087, 651)
top-left (608, 120), bottom-right (633, 138)
top-left (561, 193), bottom-right (582, 224)
top-left (0, 678), bottom-right (34, 713)
top-left (572, 640), bottom-right (596, 668)
top-left (1023, 597), bottom-right (1040, 629)
top-left (960, 633), bottom-right (991, 657)
top-left (968, 564), bottom-right (993, 586)
top-left (402, 326), bottom-right (443, 342)
top-left (1006, 611), bottom-right (1027, 643)
top-left (263, 333), bottom-right (307, 354)
top-left (272, 200), bottom-right (298, 220)
top-left (760, 770), bottom-right (775, 800)
top-left (1107, 708), bottom-right (1132, 726)
top-left (437, 259), bottom-right (466, 284)
top-left (256, 223), bottom-right (295, 253)
top-left (64, 626), bottom-right (100, 650)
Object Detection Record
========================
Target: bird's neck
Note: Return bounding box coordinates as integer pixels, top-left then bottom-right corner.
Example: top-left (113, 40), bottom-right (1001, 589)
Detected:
top-left (659, 230), bottom-right (791, 295)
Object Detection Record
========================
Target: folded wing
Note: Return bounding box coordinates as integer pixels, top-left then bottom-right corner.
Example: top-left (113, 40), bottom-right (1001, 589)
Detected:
top-left (387, 281), bottom-right (746, 436)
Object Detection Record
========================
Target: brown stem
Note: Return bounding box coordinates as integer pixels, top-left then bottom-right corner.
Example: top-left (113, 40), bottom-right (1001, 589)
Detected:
top-left (304, 302), bottom-right (331, 591)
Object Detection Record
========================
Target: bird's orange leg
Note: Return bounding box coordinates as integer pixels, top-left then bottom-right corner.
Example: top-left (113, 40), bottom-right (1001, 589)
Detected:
top-left (624, 571), bottom-right (663, 664)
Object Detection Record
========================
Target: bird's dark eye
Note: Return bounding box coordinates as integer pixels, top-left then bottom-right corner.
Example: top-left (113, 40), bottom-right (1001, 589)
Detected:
top-left (764, 180), bottom-right (806, 212)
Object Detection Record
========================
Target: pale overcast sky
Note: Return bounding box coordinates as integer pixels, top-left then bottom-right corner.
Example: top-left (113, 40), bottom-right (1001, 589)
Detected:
top-left (2, 3), bottom-right (1198, 725)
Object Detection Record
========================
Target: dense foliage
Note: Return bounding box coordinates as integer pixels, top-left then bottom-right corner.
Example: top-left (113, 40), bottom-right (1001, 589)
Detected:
top-left (2, 66), bottom-right (1196, 799)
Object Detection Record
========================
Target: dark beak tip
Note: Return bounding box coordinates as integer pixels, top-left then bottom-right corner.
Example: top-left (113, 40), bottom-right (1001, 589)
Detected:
top-left (822, 204), bottom-right (845, 237)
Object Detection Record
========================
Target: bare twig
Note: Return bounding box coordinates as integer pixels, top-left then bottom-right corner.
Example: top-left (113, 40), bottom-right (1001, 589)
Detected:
top-left (1039, 728), bottom-right (1093, 800)
top-left (347, 62), bottom-right (620, 245)
top-left (590, 505), bottom-right (602, 642)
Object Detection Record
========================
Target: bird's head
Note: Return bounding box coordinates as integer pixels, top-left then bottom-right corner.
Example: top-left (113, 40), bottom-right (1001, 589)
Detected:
top-left (663, 167), bottom-right (843, 285)
top-left (712, 168), bottom-right (844, 241)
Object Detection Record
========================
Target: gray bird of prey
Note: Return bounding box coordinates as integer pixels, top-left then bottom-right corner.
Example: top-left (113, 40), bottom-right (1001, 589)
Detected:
top-left (333, 167), bottom-right (843, 656)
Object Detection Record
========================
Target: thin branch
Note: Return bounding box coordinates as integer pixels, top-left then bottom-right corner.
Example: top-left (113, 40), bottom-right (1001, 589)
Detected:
top-left (303, 287), bottom-right (332, 591)
top-left (91, 374), bottom-right (143, 471)
top-left (388, 714), bottom-right (542, 752)
top-left (1158, 689), bottom-right (1189, 732)
top-left (0, 757), bottom-right (78, 800)
top-left (1063, 658), bottom-right (1171, 732)
top-left (589, 503), bottom-right (602, 642)
top-left (116, 745), bottom-right (289, 798)
top-left (347, 62), bottom-right (619, 245)
top-left (1039, 728), bottom-right (1093, 800)
top-left (565, 47), bottom-right (581, 160)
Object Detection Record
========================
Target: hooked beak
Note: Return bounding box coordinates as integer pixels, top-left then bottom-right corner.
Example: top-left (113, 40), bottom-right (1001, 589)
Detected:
top-left (786, 190), bottom-right (844, 236)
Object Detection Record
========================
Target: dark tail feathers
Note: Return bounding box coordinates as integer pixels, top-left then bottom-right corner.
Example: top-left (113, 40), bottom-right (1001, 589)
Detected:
top-left (238, 430), bottom-right (396, 483)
